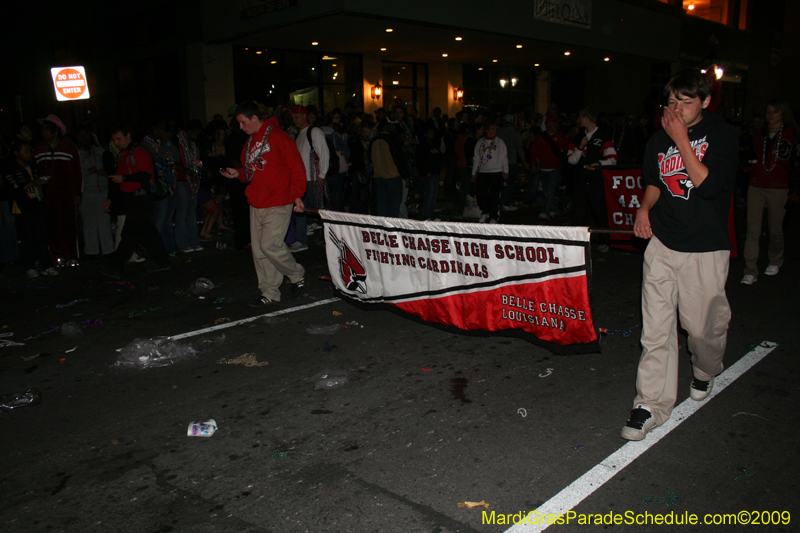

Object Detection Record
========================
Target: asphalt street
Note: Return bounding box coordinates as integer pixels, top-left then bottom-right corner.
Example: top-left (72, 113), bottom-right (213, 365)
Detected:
top-left (1, 202), bottom-right (799, 533)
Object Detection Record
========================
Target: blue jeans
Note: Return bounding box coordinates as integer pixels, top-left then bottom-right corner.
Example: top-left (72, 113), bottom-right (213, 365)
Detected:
top-left (421, 176), bottom-right (439, 220)
top-left (538, 168), bottom-right (561, 215)
top-left (501, 164), bottom-right (519, 206)
top-left (153, 194), bottom-right (177, 254)
top-left (174, 181), bottom-right (201, 250)
top-left (375, 176), bottom-right (403, 217)
top-left (294, 182), bottom-right (316, 246)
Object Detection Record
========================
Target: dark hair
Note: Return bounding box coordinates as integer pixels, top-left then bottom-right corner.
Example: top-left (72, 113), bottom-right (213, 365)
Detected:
top-left (109, 125), bottom-right (133, 137)
top-left (765, 98), bottom-right (797, 128)
top-left (663, 68), bottom-right (712, 101)
top-left (234, 100), bottom-right (262, 120)
top-left (578, 105), bottom-right (598, 123)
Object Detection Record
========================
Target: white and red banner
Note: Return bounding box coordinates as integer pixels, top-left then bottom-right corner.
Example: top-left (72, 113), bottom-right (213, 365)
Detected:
top-left (320, 210), bottom-right (600, 353)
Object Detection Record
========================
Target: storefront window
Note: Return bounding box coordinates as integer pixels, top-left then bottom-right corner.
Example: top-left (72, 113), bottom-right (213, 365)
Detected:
top-left (381, 62), bottom-right (427, 113)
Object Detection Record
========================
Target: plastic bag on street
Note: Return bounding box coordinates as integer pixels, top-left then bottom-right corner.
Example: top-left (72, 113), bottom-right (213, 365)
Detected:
top-left (191, 277), bottom-right (217, 294)
top-left (1, 388), bottom-right (43, 411)
top-left (306, 324), bottom-right (341, 335)
top-left (312, 370), bottom-right (349, 390)
top-left (114, 337), bottom-right (197, 369)
top-left (61, 322), bottom-right (83, 337)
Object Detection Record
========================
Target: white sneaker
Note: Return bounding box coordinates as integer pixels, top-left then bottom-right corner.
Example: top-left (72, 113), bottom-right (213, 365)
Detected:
top-left (501, 205), bottom-right (518, 212)
top-left (478, 214), bottom-right (489, 223)
top-left (288, 242), bottom-right (308, 253)
top-left (764, 265), bottom-right (779, 276)
top-left (27, 269), bottom-right (39, 279)
top-left (740, 274), bottom-right (756, 285)
top-left (306, 228), bottom-right (315, 236)
top-left (308, 222), bottom-right (322, 231)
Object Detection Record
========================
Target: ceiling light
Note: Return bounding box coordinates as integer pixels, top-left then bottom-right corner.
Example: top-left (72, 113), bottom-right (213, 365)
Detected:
top-left (311, 42), bottom-right (319, 46)
top-left (688, 4), bottom-right (695, 10)
top-left (499, 79), bottom-right (507, 88)
top-left (455, 37), bottom-right (462, 41)
top-left (604, 57), bottom-right (610, 61)
top-left (332, 64), bottom-right (337, 67)
top-left (478, 67), bottom-right (483, 70)
top-left (244, 47), bottom-right (249, 50)
top-left (564, 51), bottom-right (571, 56)
top-left (534, 63), bottom-right (540, 67)
top-left (516, 45), bottom-right (523, 48)
top-left (380, 48), bottom-right (387, 51)
top-left (255, 51), bottom-right (262, 55)
top-left (271, 60), bottom-right (277, 64)
top-left (322, 55), bottom-right (337, 60)
top-left (386, 28), bottom-right (393, 32)
top-left (392, 81), bottom-right (399, 85)
top-left (442, 53), bottom-right (448, 57)
top-left (492, 59), bottom-right (498, 63)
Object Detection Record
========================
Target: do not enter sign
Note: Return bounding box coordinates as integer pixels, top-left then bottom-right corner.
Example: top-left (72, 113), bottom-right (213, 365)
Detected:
top-left (50, 66), bottom-right (91, 101)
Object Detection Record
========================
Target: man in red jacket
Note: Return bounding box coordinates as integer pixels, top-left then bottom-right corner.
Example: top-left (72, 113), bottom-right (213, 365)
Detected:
top-left (221, 101), bottom-right (307, 306)
top-left (100, 127), bottom-right (171, 278)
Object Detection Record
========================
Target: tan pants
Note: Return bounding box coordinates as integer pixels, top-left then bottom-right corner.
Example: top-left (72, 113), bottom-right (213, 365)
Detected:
top-left (633, 237), bottom-right (731, 425)
top-left (250, 204), bottom-right (305, 301)
top-left (743, 186), bottom-right (788, 278)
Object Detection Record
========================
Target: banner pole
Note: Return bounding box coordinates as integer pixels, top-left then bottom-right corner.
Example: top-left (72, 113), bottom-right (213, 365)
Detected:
top-left (588, 228), bottom-right (635, 235)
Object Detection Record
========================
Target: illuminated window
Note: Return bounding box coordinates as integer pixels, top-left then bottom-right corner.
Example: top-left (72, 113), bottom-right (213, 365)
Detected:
top-left (680, 0), bottom-right (749, 29)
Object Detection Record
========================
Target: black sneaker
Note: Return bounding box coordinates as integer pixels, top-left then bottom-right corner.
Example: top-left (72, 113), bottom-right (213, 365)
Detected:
top-left (248, 296), bottom-right (276, 307)
top-left (689, 377), bottom-right (714, 401)
top-left (621, 406), bottom-right (656, 441)
top-left (290, 278), bottom-right (305, 300)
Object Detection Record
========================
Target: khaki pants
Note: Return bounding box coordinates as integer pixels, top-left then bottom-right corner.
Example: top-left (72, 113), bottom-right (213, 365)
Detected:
top-left (633, 237), bottom-right (731, 425)
top-left (250, 205), bottom-right (305, 301)
top-left (743, 186), bottom-right (788, 278)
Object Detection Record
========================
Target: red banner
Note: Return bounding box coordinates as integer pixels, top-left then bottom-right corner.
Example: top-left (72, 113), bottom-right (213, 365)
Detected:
top-left (602, 168), bottom-right (738, 256)
top-left (320, 210), bottom-right (600, 354)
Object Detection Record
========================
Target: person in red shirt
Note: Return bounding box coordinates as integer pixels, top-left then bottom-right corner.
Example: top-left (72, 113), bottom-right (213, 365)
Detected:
top-left (100, 127), bottom-right (171, 278)
top-left (741, 98), bottom-right (797, 284)
top-left (220, 101), bottom-right (307, 306)
top-left (528, 116), bottom-right (570, 219)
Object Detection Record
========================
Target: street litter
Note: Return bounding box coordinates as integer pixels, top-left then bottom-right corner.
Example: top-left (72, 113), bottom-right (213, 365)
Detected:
top-left (642, 492), bottom-right (679, 508)
top-left (22, 353), bottom-right (48, 361)
top-left (599, 325), bottom-right (640, 337)
top-left (114, 337), bottom-right (197, 369)
top-left (313, 371), bottom-right (349, 390)
top-left (458, 501), bottom-right (490, 509)
top-left (0, 332), bottom-right (24, 348)
top-left (214, 317), bottom-right (231, 325)
top-left (735, 469), bottom-right (754, 481)
top-left (307, 324), bottom-right (341, 335)
top-left (332, 311), bottom-right (343, 316)
top-left (318, 275), bottom-right (332, 281)
top-left (187, 419), bottom-right (217, 437)
top-left (56, 299), bottom-right (86, 308)
top-left (213, 297), bottom-right (234, 304)
top-left (259, 316), bottom-right (289, 324)
top-left (128, 306), bottom-right (162, 318)
top-left (90, 280), bottom-right (135, 289)
top-left (517, 408), bottom-right (527, 417)
top-left (216, 353), bottom-right (268, 367)
top-left (343, 321), bottom-right (362, 329)
top-left (65, 346), bottom-right (78, 353)
top-left (317, 341), bottom-right (336, 353)
top-left (574, 445), bottom-right (584, 450)
top-left (60, 322), bottom-right (83, 337)
top-left (191, 277), bottom-right (217, 294)
top-left (538, 368), bottom-right (553, 378)
top-left (1, 388), bottom-right (42, 411)
top-left (272, 451), bottom-right (301, 459)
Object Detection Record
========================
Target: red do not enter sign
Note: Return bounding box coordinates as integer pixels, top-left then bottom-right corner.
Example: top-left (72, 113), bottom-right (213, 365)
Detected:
top-left (50, 66), bottom-right (91, 101)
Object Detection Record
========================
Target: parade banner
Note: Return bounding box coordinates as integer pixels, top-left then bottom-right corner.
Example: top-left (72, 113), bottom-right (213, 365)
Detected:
top-left (603, 168), bottom-right (643, 251)
top-left (602, 167), bottom-right (738, 256)
top-left (320, 210), bottom-right (600, 354)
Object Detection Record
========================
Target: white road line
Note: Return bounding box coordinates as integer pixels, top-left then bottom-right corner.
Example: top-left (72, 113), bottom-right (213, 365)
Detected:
top-left (505, 341), bottom-right (779, 532)
top-left (169, 298), bottom-right (340, 340)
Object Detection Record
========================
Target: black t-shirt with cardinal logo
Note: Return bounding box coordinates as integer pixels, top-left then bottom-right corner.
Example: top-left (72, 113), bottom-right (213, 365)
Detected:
top-left (643, 112), bottom-right (738, 253)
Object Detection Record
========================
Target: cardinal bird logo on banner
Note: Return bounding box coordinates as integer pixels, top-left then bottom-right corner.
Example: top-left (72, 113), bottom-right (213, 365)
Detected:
top-left (330, 231), bottom-right (367, 294)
